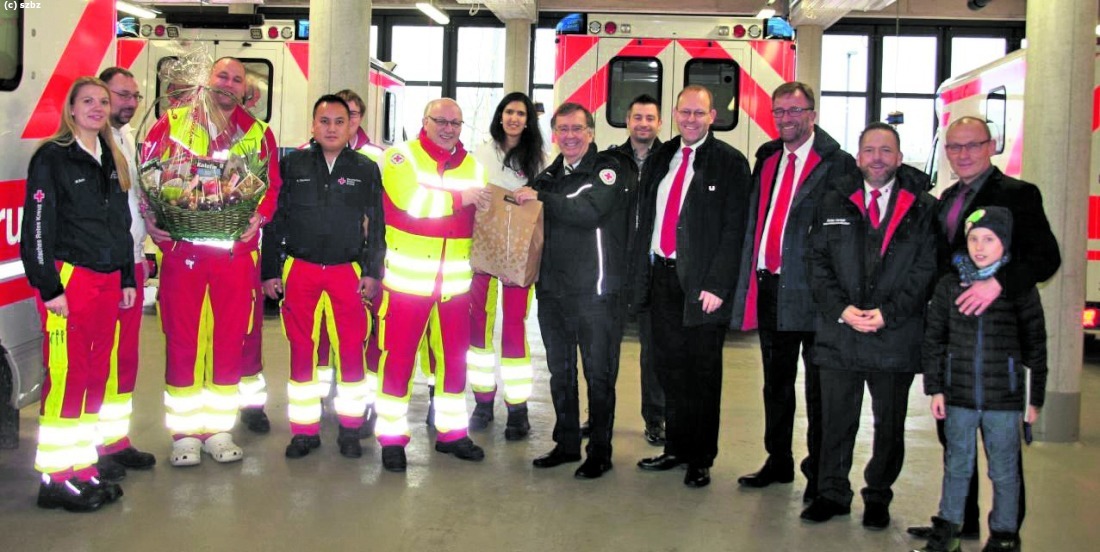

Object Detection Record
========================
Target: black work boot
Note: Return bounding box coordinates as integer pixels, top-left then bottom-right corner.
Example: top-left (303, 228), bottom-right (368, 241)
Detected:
top-left (37, 477), bottom-right (108, 512)
top-left (981, 531), bottom-right (1021, 552)
top-left (468, 401), bottom-right (494, 431)
top-left (382, 445), bottom-right (407, 472)
top-left (337, 426), bottom-right (362, 459)
top-left (911, 516), bottom-right (961, 552)
top-left (284, 434), bottom-right (321, 458)
top-left (435, 436), bottom-right (485, 461)
top-left (504, 403), bottom-right (530, 441)
top-left (240, 407), bottom-right (271, 434)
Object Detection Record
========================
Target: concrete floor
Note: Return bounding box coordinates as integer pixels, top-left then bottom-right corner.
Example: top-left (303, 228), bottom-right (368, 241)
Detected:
top-left (1, 311), bottom-right (1099, 552)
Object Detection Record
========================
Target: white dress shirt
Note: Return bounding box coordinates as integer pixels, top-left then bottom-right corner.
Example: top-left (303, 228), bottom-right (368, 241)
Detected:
top-left (650, 135), bottom-right (707, 259)
top-left (757, 133), bottom-right (814, 271)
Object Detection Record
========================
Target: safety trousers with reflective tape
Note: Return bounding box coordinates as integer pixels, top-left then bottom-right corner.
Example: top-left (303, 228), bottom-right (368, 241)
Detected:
top-left (280, 258), bottom-right (369, 435)
top-left (375, 287), bottom-right (470, 447)
top-left (468, 272), bottom-right (534, 406)
top-left (100, 262), bottom-right (147, 455)
top-left (35, 263), bottom-right (121, 481)
top-left (160, 243), bottom-right (255, 439)
top-left (238, 266), bottom-right (267, 409)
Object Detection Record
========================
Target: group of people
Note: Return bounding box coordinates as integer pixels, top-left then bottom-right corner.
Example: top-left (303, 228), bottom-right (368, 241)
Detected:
top-left (19, 53), bottom-right (1055, 552)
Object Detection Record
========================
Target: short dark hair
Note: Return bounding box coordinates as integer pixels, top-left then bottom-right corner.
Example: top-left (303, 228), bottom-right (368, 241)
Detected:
top-left (313, 94), bottom-right (351, 118)
top-left (551, 102), bottom-right (595, 130)
top-left (627, 94), bottom-right (661, 117)
top-left (676, 85), bottom-right (714, 111)
top-left (98, 67), bottom-right (134, 84)
top-left (859, 121), bottom-right (901, 149)
top-left (772, 81), bottom-right (816, 110)
top-left (335, 89), bottom-right (366, 114)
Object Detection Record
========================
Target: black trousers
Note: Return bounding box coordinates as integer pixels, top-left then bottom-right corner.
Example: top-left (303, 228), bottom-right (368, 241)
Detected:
top-left (637, 310), bottom-right (666, 426)
top-left (934, 417), bottom-right (1027, 530)
top-left (650, 261), bottom-right (727, 468)
top-left (818, 369), bottom-right (915, 507)
top-left (755, 271), bottom-right (822, 477)
top-left (537, 293), bottom-right (623, 461)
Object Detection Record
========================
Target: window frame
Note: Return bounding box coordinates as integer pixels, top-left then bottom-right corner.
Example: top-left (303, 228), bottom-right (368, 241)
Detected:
top-left (0, 7), bottom-right (23, 91)
top-left (683, 57), bottom-right (741, 132)
top-left (605, 56), bottom-right (663, 129)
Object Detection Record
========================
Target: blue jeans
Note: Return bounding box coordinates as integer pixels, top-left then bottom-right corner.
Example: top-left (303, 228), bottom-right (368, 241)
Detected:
top-left (938, 406), bottom-right (1022, 532)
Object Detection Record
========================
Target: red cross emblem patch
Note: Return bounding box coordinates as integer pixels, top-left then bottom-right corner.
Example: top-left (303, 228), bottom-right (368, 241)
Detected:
top-left (390, 153), bottom-right (405, 165)
top-left (33, 190), bottom-right (45, 203)
top-left (599, 169), bottom-right (617, 185)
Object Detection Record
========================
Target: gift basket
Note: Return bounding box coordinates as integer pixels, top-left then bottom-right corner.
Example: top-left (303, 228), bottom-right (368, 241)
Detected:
top-left (136, 49), bottom-right (270, 241)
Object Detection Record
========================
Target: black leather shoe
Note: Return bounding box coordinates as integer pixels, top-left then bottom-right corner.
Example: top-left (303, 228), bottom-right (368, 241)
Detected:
top-left (574, 457), bottom-right (613, 479)
top-left (637, 453), bottom-right (684, 471)
top-left (88, 476), bottom-right (123, 503)
top-left (381, 445), bottom-right (407, 472)
top-left (643, 421), bottom-right (666, 446)
top-left (800, 497), bottom-right (851, 523)
top-left (240, 407), bottom-right (271, 434)
top-left (863, 502), bottom-right (891, 530)
top-left (94, 456), bottom-right (126, 482)
top-left (435, 437), bottom-right (484, 461)
top-left (468, 401), bottom-right (494, 431)
top-left (284, 434), bottom-right (321, 458)
top-left (37, 478), bottom-right (107, 512)
top-left (106, 446), bottom-right (156, 469)
top-left (337, 427), bottom-right (362, 459)
top-left (908, 524), bottom-right (980, 541)
top-left (504, 403), bottom-right (530, 441)
top-left (684, 465), bottom-right (711, 488)
top-left (737, 464), bottom-right (794, 488)
top-left (803, 478), bottom-right (819, 503)
top-left (580, 420), bottom-right (591, 439)
top-left (532, 447), bottom-right (582, 468)
top-left (358, 405), bottom-right (377, 439)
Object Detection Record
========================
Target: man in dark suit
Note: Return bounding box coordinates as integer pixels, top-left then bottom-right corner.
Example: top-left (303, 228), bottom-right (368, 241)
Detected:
top-left (630, 85), bottom-right (751, 488)
top-left (731, 82), bottom-right (861, 501)
top-left (607, 94), bottom-right (666, 446)
top-left (906, 115), bottom-right (1060, 541)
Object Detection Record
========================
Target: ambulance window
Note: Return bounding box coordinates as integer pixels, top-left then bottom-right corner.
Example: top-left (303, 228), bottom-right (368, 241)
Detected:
top-left (0, 7), bottom-right (21, 91)
top-left (684, 59), bottom-right (740, 131)
top-left (606, 58), bottom-right (661, 128)
top-left (153, 57), bottom-right (273, 123)
top-left (383, 90), bottom-right (398, 145)
top-left (985, 87), bottom-right (1007, 155)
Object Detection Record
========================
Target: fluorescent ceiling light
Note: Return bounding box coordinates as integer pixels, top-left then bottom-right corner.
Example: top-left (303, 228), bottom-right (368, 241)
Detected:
top-left (416, 2), bottom-right (450, 25)
top-left (117, 1), bottom-right (159, 19)
top-left (757, 8), bottom-right (777, 18)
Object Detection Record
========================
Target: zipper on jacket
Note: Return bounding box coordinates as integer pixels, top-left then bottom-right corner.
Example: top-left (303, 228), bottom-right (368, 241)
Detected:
top-left (974, 316), bottom-right (984, 409)
top-left (946, 353), bottom-right (953, 389)
top-left (1008, 356), bottom-right (1017, 395)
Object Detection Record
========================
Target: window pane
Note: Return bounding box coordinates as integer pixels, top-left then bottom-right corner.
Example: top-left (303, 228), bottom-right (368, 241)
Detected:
top-left (241, 60), bottom-right (272, 122)
top-left (533, 28), bottom-right (556, 86)
top-left (458, 27), bottom-right (505, 83)
top-left (950, 37), bottom-right (1006, 77)
top-left (0, 7), bottom-right (20, 89)
top-left (392, 26), bottom-right (443, 81)
top-left (880, 98), bottom-right (935, 170)
top-left (881, 36), bottom-right (938, 94)
top-left (606, 58), bottom-right (661, 127)
top-left (531, 87), bottom-right (555, 156)
top-left (370, 25), bottom-right (378, 60)
top-left (821, 34), bottom-right (868, 93)
top-left (684, 59), bottom-right (740, 131)
top-left (456, 86), bottom-right (504, 151)
top-left (401, 85), bottom-right (442, 142)
top-left (817, 96), bottom-right (867, 154)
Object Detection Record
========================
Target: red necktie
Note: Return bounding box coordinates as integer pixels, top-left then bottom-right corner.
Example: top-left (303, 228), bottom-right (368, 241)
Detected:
top-left (659, 147), bottom-right (693, 256)
top-left (764, 152), bottom-right (798, 272)
top-left (868, 189), bottom-right (882, 229)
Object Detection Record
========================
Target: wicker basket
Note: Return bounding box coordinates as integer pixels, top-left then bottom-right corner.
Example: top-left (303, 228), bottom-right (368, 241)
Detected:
top-left (147, 186), bottom-right (266, 241)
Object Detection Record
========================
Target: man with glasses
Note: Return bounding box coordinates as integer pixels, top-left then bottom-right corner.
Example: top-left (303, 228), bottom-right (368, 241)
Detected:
top-left (906, 115), bottom-right (1059, 543)
top-left (372, 98), bottom-right (490, 472)
top-left (732, 81), bottom-right (860, 501)
top-left (630, 85), bottom-right (751, 488)
top-left (512, 102), bottom-right (630, 480)
top-left (336, 89), bottom-right (386, 162)
top-left (94, 67), bottom-right (156, 477)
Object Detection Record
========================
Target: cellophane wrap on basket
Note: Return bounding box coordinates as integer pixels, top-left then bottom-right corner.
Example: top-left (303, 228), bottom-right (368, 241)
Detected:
top-left (136, 45), bottom-right (269, 241)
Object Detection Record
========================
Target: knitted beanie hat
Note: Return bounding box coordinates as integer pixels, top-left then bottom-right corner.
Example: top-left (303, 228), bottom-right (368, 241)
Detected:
top-left (964, 206), bottom-right (1013, 251)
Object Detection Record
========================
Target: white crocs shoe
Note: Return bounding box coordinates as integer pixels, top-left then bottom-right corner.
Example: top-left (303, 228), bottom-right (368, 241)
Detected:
top-left (171, 437), bottom-right (203, 467)
top-left (202, 432), bottom-right (243, 463)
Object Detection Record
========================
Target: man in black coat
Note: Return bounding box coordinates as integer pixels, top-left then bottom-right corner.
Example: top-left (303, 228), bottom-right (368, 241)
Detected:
top-left (730, 82), bottom-right (862, 500)
top-left (802, 123), bottom-right (937, 527)
top-left (907, 115), bottom-right (1060, 541)
top-left (629, 85), bottom-right (751, 488)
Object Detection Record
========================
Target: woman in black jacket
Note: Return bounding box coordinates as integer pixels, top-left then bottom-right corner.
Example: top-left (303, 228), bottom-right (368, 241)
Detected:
top-left (20, 76), bottom-right (136, 513)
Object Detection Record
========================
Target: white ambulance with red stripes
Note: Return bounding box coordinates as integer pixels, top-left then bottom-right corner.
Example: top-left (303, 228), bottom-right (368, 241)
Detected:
top-left (0, 0), bottom-right (118, 446)
top-left (553, 13), bottom-right (796, 154)
top-left (929, 48), bottom-right (1100, 332)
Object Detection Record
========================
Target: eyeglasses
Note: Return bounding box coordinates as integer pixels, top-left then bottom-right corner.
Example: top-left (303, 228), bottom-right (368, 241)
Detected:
top-left (349, 110), bottom-right (362, 118)
top-left (426, 115), bottom-right (463, 129)
top-left (771, 106), bottom-right (812, 118)
top-left (110, 90), bottom-right (143, 102)
top-left (944, 140), bottom-right (991, 154)
top-left (554, 125), bottom-right (589, 135)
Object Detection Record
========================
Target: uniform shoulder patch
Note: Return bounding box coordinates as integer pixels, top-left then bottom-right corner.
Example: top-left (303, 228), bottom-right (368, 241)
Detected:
top-left (598, 168), bottom-right (617, 185)
top-left (390, 152), bottom-right (405, 165)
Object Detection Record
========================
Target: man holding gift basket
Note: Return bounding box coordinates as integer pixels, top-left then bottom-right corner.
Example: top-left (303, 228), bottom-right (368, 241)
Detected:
top-left (140, 57), bottom-right (281, 466)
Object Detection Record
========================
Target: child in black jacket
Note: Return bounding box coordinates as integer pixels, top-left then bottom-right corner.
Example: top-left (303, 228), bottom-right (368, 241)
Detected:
top-left (916, 206), bottom-right (1046, 552)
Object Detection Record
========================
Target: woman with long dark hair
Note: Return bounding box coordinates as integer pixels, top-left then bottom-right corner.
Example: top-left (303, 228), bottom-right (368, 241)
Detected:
top-left (21, 76), bottom-right (136, 512)
top-left (468, 92), bottom-right (546, 440)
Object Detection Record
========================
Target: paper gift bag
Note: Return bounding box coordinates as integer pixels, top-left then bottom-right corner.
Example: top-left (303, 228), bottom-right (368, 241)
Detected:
top-left (470, 184), bottom-right (544, 287)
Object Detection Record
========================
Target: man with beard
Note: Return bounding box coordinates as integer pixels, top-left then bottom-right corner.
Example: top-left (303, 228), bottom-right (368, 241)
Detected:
top-left (94, 67), bottom-right (157, 476)
top-left (801, 122), bottom-right (937, 526)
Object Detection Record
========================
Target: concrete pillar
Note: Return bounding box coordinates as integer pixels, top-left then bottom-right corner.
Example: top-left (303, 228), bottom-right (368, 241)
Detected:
top-left (503, 19), bottom-right (532, 94)
top-left (308, 0), bottom-right (372, 115)
top-left (795, 25), bottom-right (823, 96)
top-left (1020, 0), bottom-right (1096, 442)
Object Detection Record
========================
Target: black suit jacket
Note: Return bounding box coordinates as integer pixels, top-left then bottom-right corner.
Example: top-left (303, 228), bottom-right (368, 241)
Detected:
top-left (628, 132), bottom-right (751, 327)
top-left (936, 167), bottom-right (1060, 297)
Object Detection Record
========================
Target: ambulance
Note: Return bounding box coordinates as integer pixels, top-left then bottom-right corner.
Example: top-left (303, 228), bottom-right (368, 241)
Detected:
top-left (929, 48), bottom-right (1099, 331)
top-left (553, 13), bottom-right (797, 153)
